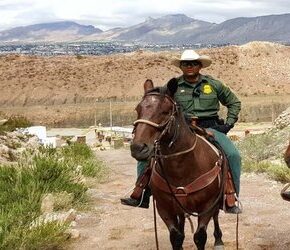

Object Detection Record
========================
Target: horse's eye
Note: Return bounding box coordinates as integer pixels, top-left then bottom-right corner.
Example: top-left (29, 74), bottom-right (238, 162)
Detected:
top-left (162, 111), bottom-right (170, 115)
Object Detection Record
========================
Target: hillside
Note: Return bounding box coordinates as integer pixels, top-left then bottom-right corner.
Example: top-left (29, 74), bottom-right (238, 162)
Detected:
top-left (0, 21), bottom-right (102, 42)
top-left (0, 41), bottom-right (290, 126)
top-left (1, 13), bottom-right (290, 44)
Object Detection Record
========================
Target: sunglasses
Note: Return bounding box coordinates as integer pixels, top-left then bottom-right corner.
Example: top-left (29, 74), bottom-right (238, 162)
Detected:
top-left (180, 61), bottom-right (201, 67)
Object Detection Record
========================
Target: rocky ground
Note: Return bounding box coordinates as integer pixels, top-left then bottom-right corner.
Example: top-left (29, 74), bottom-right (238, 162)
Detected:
top-left (0, 130), bottom-right (39, 163)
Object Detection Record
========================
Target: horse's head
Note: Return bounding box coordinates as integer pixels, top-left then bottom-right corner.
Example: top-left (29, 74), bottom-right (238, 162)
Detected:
top-left (130, 78), bottom-right (178, 161)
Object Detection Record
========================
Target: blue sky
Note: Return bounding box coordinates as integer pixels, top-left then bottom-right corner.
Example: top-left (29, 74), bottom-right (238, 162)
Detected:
top-left (0, 0), bottom-right (290, 31)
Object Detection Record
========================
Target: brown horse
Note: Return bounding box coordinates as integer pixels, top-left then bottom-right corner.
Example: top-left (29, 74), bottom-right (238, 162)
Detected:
top-left (130, 78), bottom-right (227, 250)
top-left (284, 141), bottom-right (290, 168)
top-left (281, 141), bottom-right (290, 201)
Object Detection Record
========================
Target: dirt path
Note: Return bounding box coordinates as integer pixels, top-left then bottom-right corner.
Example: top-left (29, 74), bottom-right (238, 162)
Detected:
top-left (67, 148), bottom-right (290, 250)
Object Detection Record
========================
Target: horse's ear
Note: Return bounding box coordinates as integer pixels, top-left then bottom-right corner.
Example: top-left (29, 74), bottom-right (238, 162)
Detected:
top-left (166, 78), bottom-right (178, 97)
top-left (144, 79), bottom-right (154, 93)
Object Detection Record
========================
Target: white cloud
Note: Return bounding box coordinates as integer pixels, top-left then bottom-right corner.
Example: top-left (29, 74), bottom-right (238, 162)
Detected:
top-left (0, 0), bottom-right (290, 31)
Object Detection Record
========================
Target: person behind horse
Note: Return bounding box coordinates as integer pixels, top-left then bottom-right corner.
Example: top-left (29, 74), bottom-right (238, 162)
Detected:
top-left (121, 49), bottom-right (242, 214)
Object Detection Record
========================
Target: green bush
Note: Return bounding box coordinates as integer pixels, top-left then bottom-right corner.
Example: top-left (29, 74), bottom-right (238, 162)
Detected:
top-left (237, 128), bottom-right (290, 183)
top-left (60, 143), bottom-right (106, 178)
top-left (0, 165), bottom-right (49, 249)
top-left (21, 222), bottom-right (68, 250)
top-left (237, 128), bottom-right (290, 162)
top-left (61, 142), bottom-right (93, 160)
top-left (81, 159), bottom-right (106, 177)
top-left (243, 160), bottom-right (290, 183)
top-left (0, 143), bottom-right (106, 249)
top-left (31, 154), bottom-right (88, 202)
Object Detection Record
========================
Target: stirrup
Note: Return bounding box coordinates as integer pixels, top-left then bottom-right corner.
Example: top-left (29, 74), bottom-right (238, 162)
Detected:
top-left (120, 197), bottom-right (149, 208)
top-left (225, 205), bottom-right (242, 214)
top-left (120, 190), bottom-right (149, 209)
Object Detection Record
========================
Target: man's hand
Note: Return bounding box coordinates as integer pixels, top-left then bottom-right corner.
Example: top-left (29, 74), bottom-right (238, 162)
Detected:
top-left (213, 124), bottom-right (233, 134)
top-left (205, 129), bottom-right (214, 137)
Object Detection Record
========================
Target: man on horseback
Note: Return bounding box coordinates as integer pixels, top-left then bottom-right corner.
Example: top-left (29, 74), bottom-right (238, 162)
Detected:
top-left (121, 49), bottom-right (242, 214)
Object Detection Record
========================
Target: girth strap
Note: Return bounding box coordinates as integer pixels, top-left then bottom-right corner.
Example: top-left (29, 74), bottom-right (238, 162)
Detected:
top-left (150, 163), bottom-right (221, 197)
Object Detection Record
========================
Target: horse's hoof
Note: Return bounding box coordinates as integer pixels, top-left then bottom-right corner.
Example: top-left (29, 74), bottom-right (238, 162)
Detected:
top-left (214, 245), bottom-right (224, 250)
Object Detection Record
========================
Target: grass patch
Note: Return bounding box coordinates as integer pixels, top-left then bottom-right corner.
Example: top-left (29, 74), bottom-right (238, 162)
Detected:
top-left (242, 160), bottom-right (290, 183)
top-left (0, 142), bottom-right (106, 249)
top-left (237, 126), bottom-right (290, 162)
top-left (237, 127), bottom-right (290, 183)
top-left (60, 143), bottom-right (106, 178)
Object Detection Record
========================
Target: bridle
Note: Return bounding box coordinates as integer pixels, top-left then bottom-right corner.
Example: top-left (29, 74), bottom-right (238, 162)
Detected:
top-left (133, 92), bottom-right (197, 156)
top-left (133, 93), bottom-right (177, 131)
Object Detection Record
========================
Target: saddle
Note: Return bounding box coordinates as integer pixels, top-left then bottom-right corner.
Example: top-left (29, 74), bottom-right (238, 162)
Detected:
top-left (189, 120), bottom-right (237, 207)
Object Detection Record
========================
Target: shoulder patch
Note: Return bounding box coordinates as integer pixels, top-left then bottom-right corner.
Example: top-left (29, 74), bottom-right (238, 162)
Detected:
top-left (203, 84), bottom-right (212, 94)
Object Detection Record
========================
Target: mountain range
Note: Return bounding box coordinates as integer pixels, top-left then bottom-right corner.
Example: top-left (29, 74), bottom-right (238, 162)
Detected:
top-left (1, 13), bottom-right (290, 44)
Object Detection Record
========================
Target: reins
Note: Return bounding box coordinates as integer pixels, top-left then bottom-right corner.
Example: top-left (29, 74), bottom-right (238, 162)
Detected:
top-left (156, 138), bottom-right (197, 159)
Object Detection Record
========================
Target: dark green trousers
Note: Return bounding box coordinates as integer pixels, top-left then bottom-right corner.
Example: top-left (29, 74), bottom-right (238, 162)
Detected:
top-left (207, 128), bottom-right (241, 195)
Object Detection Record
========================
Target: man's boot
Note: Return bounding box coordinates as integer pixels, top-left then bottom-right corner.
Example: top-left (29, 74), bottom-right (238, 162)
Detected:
top-left (121, 187), bottom-right (151, 208)
top-left (120, 165), bottom-right (152, 209)
top-left (225, 193), bottom-right (242, 214)
top-left (224, 171), bottom-right (242, 214)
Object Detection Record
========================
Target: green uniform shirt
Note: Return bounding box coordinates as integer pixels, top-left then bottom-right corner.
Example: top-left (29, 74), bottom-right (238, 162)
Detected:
top-left (173, 75), bottom-right (241, 125)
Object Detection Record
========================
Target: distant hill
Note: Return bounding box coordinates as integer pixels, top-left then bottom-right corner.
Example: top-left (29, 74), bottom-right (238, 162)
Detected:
top-left (107, 13), bottom-right (290, 44)
top-left (0, 13), bottom-right (290, 44)
top-left (192, 14), bottom-right (290, 44)
top-left (0, 21), bottom-right (102, 42)
top-left (109, 14), bottom-right (214, 43)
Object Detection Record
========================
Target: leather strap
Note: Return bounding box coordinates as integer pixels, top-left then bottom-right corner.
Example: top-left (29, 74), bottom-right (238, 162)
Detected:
top-left (150, 163), bottom-right (221, 197)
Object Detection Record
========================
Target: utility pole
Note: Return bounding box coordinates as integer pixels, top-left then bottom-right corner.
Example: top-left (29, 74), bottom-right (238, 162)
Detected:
top-left (109, 99), bottom-right (113, 131)
top-left (94, 98), bottom-right (98, 128)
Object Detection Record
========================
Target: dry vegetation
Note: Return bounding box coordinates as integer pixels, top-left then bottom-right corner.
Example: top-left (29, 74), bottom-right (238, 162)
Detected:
top-left (0, 41), bottom-right (290, 126)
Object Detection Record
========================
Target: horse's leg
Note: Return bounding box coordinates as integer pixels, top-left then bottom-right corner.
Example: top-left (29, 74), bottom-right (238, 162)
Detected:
top-left (213, 209), bottom-right (224, 250)
top-left (193, 215), bottom-right (211, 250)
top-left (177, 214), bottom-right (185, 237)
top-left (175, 214), bottom-right (185, 249)
top-left (158, 208), bottom-right (184, 250)
top-left (169, 215), bottom-right (185, 250)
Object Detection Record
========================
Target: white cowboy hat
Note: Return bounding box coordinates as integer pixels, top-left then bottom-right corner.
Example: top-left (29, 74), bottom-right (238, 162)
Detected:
top-left (172, 49), bottom-right (212, 68)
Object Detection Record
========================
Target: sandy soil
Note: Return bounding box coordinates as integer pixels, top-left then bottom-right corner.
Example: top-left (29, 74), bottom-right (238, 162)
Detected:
top-left (66, 148), bottom-right (290, 250)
